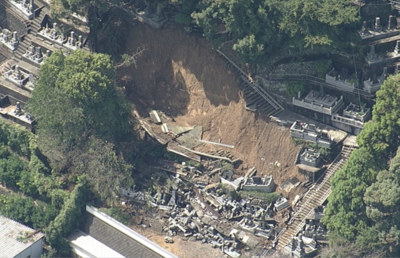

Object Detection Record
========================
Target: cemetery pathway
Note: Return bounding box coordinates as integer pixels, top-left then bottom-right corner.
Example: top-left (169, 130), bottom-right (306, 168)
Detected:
top-left (276, 143), bottom-right (355, 251)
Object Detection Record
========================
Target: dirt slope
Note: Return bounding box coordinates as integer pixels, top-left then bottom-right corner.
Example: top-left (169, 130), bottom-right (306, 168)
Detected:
top-left (117, 22), bottom-right (301, 186)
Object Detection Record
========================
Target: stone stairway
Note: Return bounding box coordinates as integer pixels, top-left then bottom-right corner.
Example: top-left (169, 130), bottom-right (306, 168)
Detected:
top-left (276, 144), bottom-right (355, 251)
top-left (216, 49), bottom-right (284, 117)
top-left (13, 34), bottom-right (32, 59)
top-left (11, 4), bottom-right (47, 60)
top-left (31, 7), bottom-right (46, 33)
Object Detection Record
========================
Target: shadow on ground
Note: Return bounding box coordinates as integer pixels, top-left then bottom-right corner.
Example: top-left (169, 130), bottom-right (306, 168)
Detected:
top-left (116, 20), bottom-right (239, 117)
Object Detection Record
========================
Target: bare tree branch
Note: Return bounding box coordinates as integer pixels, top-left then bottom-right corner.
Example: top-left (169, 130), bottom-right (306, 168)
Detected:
top-left (117, 45), bottom-right (148, 68)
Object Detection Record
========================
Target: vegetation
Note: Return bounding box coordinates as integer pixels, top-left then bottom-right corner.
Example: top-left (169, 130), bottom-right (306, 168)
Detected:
top-left (99, 207), bottom-right (131, 225)
top-left (0, 194), bottom-right (58, 230)
top-left (28, 50), bottom-right (135, 204)
top-left (0, 50), bottom-right (138, 255)
top-left (239, 190), bottom-right (280, 203)
top-left (1, 0), bottom-right (397, 256)
top-left (314, 60), bottom-right (332, 78)
top-left (192, 0), bottom-right (358, 62)
top-left (323, 74), bottom-right (400, 256)
top-left (45, 176), bottom-right (90, 255)
top-left (286, 81), bottom-right (308, 98)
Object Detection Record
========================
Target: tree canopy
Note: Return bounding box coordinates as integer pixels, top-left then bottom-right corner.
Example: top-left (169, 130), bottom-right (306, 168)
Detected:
top-left (28, 50), bottom-right (135, 203)
top-left (324, 74), bottom-right (400, 256)
top-left (192, 0), bottom-right (359, 62)
top-left (29, 50), bottom-right (131, 149)
top-left (357, 75), bottom-right (400, 158)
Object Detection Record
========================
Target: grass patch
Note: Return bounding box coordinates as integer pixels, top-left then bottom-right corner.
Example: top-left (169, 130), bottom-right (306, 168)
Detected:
top-left (239, 190), bottom-right (280, 203)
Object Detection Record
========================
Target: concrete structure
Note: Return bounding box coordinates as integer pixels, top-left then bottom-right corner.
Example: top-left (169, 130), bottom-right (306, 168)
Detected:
top-left (325, 68), bottom-right (358, 91)
top-left (37, 18), bottom-right (87, 51)
top-left (358, 16), bottom-right (399, 41)
top-left (366, 41), bottom-right (400, 65)
top-left (274, 197), bottom-right (290, 211)
top-left (71, 206), bottom-right (179, 258)
top-left (221, 170), bottom-right (244, 190)
top-left (363, 67), bottom-right (387, 93)
top-left (241, 175), bottom-right (275, 192)
top-left (0, 100), bottom-right (34, 130)
top-left (296, 148), bottom-right (326, 183)
top-left (6, 0), bottom-right (35, 19)
top-left (292, 90), bottom-right (344, 116)
top-left (332, 102), bottom-right (371, 135)
top-left (4, 64), bottom-right (35, 91)
top-left (0, 215), bottom-right (45, 258)
top-left (22, 44), bottom-right (51, 67)
top-left (284, 233), bottom-right (317, 258)
top-left (0, 29), bottom-right (19, 51)
top-left (290, 121), bottom-right (334, 148)
top-left (299, 149), bottom-right (321, 167)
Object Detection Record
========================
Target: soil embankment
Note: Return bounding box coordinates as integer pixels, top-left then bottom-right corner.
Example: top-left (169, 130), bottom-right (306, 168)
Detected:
top-left (117, 22), bottom-right (301, 186)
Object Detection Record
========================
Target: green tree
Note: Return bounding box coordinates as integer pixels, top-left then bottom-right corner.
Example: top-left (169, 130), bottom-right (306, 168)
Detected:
top-left (0, 194), bottom-right (58, 230)
top-left (360, 150), bottom-right (400, 254)
top-left (28, 50), bottom-right (135, 203)
top-left (358, 74), bottom-right (400, 158)
top-left (45, 175), bottom-right (90, 256)
top-left (322, 148), bottom-right (381, 240)
top-left (192, 0), bottom-right (358, 62)
top-left (70, 136), bottom-right (134, 204)
top-left (29, 50), bottom-right (132, 150)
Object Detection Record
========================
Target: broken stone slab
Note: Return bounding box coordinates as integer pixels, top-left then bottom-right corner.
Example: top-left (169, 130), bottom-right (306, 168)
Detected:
top-left (224, 248), bottom-right (241, 258)
top-left (164, 236), bottom-right (174, 243)
top-left (244, 167), bottom-right (257, 178)
top-left (165, 124), bottom-right (194, 135)
top-left (149, 110), bottom-right (162, 124)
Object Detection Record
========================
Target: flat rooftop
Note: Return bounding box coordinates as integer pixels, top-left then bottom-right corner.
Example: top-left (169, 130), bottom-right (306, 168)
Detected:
top-left (67, 230), bottom-right (125, 258)
top-left (80, 206), bottom-right (179, 258)
top-left (0, 215), bottom-right (44, 257)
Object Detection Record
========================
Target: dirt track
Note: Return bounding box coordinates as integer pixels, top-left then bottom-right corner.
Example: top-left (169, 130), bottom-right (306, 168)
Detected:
top-left (117, 22), bottom-right (302, 186)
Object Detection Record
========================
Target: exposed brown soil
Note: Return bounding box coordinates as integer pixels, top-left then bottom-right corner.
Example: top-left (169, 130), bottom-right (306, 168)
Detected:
top-left (115, 20), bottom-right (306, 258)
top-left (131, 225), bottom-right (223, 258)
top-left (117, 22), bottom-right (302, 186)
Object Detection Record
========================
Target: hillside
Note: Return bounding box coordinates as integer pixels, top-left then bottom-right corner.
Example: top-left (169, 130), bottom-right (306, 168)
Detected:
top-left (117, 22), bottom-right (302, 186)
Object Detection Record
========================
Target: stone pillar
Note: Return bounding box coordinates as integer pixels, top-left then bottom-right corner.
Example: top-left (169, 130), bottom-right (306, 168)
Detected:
top-left (29, 0), bottom-right (34, 12)
top-left (362, 21), bottom-right (368, 34)
top-left (36, 46), bottom-right (42, 57)
top-left (157, 3), bottom-right (162, 16)
top-left (70, 31), bottom-right (75, 45)
top-left (78, 35), bottom-right (82, 44)
top-left (396, 65), bottom-right (400, 74)
top-left (53, 23), bottom-right (57, 30)
top-left (370, 45), bottom-right (375, 55)
top-left (388, 15), bottom-right (394, 30)
top-left (295, 234), bottom-right (304, 254)
top-left (372, 72), bottom-right (377, 83)
top-left (375, 17), bottom-right (381, 31)
top-left (383, 67), bottom-right (387, 75)
top-left (29, 45), bottom-right (34, 55)
top-left (395, 40), bottom-right (400, 55)
top-left (13, 31), bottom-right (18, 41)
top-left (46, 50), bottom-right (51, 57)
top-left (297, 91), bottom-right (301, 99)
top-left (286, 237), bottom-right (294, 252)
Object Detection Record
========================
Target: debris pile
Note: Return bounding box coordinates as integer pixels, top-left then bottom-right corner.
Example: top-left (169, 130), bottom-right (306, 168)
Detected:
top-left (123, 161), bottom-right (298, 257)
